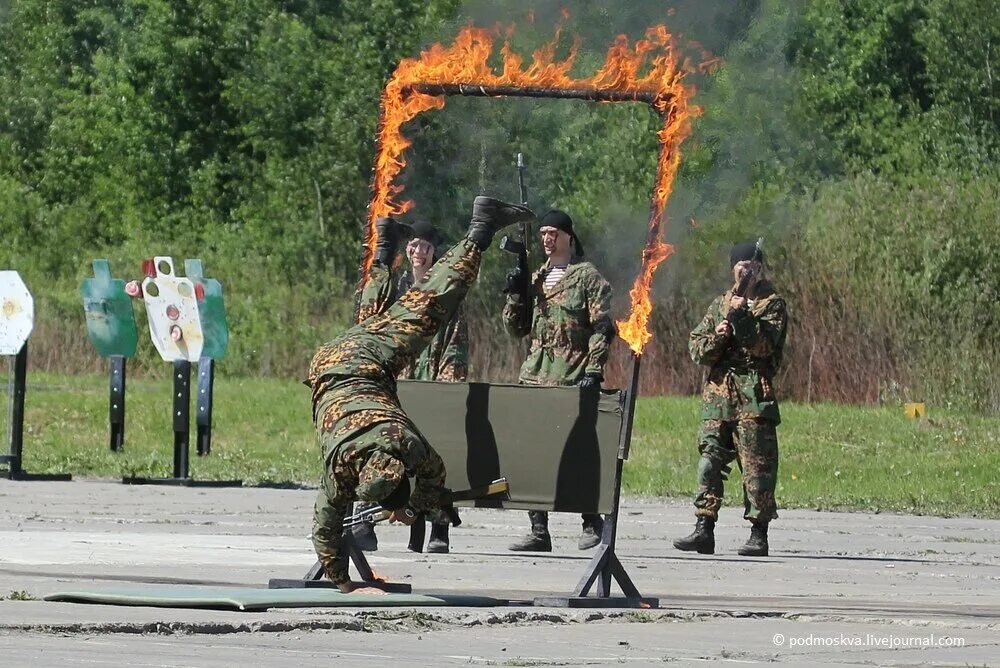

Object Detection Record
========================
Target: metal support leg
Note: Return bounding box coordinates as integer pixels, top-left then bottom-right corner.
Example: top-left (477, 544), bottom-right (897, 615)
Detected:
top-left (196, 357), bottom-right (214, 456)
top-left (5, 346), bottom-right (27, 478)
top-left (172, 360), bottom-right (191, 479)
top-left (2, 345), bottom-right (70, 481)
top-left (109, 355), bottom-right (126, 452)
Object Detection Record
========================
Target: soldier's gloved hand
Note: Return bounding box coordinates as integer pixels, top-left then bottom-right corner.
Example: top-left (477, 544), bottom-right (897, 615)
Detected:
top-left (503, 267), bottom-right (523, 295)
top-left (578, 373), bottom-right (602, 390)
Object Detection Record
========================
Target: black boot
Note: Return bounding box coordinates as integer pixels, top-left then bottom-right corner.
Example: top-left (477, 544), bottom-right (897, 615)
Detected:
top-left (673, 517), bottom-right (715, 554)
top-left (427, 522), bottom-right (450, 554)
top-left (737, 522), bottom-right (769, 557)
top-left (466, 196), bottom-right (534, 250)
top-left (578, 514), bottom-right (604, 550)
top-left (406, 514), bottom-right (427, 553)
top-left (509, 511), bottom-right (552, 552)
top-left (373, 216), bottom-right (412, 266)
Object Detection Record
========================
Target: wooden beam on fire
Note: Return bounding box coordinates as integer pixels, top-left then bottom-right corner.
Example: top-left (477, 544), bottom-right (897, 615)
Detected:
top-left (407, 83), bottom-right (667, 105)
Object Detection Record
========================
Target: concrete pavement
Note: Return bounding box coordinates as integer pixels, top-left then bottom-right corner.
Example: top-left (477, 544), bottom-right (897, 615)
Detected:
top-left (0, 480), bottom-right (997, 666)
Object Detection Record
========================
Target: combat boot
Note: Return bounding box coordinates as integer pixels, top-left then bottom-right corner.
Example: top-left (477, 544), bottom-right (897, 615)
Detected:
top-left (350, 523), bottom-right (378, 552)
top-left (737, 522), bottom-right (769, 557)
top-left (578, 514), bottom-right (604, 550)
top-left (373, 216), bottom-right (412, 266)
top-left (672, 517), bottom-right (715, 554)
top-left (427, 522), bottom-right (450, 554)
top-left (509, 511), bottom-right (552, 552)
top-left (466, 196), bottom-right (534, 250)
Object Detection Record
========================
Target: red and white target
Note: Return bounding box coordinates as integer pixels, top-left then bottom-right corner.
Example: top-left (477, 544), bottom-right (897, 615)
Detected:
top-left (141, 257), bottom-right (204, 361)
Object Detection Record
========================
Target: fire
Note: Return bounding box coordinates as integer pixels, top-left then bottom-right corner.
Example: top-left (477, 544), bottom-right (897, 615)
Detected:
top-left (615, 90), bottom-right (693, 354)
top-left (363, 19), bottom-right (698, 353)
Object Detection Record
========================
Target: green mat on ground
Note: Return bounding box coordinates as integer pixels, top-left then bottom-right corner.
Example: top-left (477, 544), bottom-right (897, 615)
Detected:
top-left (44, 586), bottom-right (503, 611)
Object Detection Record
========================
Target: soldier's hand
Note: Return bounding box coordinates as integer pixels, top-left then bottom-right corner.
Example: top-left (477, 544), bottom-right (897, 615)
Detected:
top-left (338, 581), bottom-right (388, 595)
top-left (729, 295), bottom-right (747, 311)
top-left (578, 373), bottom-right (602, 390)
top-left (715, 321), bottom-right (731, 336)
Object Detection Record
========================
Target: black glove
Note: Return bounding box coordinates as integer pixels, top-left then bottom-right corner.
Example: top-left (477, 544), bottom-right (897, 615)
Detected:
top-left (578, 373), bottom-right (602, 390)
top-left (504, 268), bottom-right (523, 295)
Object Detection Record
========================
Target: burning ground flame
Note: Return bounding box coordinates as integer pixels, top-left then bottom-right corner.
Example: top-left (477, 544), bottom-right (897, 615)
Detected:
top-left (363, 21), bottom-right (697, 353)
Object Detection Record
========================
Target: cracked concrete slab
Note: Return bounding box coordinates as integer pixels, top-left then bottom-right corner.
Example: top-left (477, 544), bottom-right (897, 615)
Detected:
top-left (0, 480), bottom-right (997, 666)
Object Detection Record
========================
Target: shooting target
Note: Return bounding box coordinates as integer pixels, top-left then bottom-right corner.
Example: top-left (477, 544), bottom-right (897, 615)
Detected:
top-left (0, 271), bottom-right (33, 356)
top-left (141, 257), bottom-right (204, 361)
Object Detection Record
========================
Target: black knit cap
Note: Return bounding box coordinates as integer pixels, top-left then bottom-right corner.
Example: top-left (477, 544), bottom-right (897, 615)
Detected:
top-left (539, 209), bottom-right (585, 257)
top-left (408, 220), bottom-right (445, 248)
top-left (730, 241), bottom-right (764, 268)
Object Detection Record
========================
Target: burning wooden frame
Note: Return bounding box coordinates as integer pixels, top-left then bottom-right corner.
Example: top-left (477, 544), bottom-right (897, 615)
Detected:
top-left (331, 23), bottom-right (695, 607)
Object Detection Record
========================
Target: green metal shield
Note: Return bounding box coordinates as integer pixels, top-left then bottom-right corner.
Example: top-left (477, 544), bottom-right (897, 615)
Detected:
top-left (80, 260), bottom-right (138, 358)
top-left (185, 259), bottom-right (228, 360)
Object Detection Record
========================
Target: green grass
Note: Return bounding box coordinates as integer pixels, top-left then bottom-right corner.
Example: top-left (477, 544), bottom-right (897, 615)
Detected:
top-left (628, 396), bottom-right (1000, 517)
top-left (5, 373), bottom-right (998, 517)
top-left (8, 372), bottom-right (316, 485)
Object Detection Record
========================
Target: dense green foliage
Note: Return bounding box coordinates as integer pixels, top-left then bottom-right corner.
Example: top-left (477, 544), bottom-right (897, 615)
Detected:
top-left (1, 0), bottom-right (997, 411)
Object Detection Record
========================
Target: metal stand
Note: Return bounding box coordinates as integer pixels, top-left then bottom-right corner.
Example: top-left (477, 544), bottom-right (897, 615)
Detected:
top-left (534, 355), bottom-right (657, 609)
top-left (123, 359), bottom-right (240, 487)
top-left (109, 355), bottom-right (126, 452)
top-left (1, 345), bottom-right (71, 481)
top-left (269, 529), bottom-right (412, 593)
top-left (196, 357), bottom-right (214, 456)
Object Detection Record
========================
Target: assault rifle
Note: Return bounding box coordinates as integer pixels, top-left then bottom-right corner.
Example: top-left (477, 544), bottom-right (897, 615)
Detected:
top-left (500, 153), bottom-right (531, 332)
top-left (726, 237), bottom-right (764, 321)
top-left (343, 477), bottom-right (510, 528)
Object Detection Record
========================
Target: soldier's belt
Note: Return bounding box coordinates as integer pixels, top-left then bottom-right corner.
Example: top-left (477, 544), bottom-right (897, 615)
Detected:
top-left (343, 477), bottom-right (510, 528)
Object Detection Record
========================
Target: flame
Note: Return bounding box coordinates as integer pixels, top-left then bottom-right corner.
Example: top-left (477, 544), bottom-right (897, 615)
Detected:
top-left (615, 87), bottom-right (694, 354)
top-left (363, 19), bottom-right (698, 353)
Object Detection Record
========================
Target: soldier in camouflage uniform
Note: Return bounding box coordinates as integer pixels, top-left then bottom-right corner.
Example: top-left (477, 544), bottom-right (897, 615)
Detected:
top-left (352, 220), bottom-right (468, 554)
top-left (673, 241), bottom-right (788, 557)
top-left (308, 196), bottom-right (533, 592)
top-left (503, 210), bottom-right (614, 552)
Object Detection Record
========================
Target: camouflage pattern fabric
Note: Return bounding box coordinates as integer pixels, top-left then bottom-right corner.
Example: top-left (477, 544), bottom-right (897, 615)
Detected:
top-left (354, 262), bottom-right (468, 531)
top-left (502, 257), bottom-right (613, 386)
top-left (308, 238), bottom-right (481, 584)
top-left (503, 256), bottom-right (613, 531)
top-left (396, 272), bottom-right (469, 382)
top-left (688, 279), bottom-right (788, 523)
top-left (694, 417), bottom-right (779, 522)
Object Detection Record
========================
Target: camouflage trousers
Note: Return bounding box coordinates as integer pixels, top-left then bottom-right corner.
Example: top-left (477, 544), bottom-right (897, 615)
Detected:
top-left (693, 417), bottom-right (779, 523)
top-left (312, 238), bottom-right (482, 584)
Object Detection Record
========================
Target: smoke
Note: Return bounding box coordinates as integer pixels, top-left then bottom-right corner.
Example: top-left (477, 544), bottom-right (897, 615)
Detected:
top-left (389, 1), bottom-right (809, 380)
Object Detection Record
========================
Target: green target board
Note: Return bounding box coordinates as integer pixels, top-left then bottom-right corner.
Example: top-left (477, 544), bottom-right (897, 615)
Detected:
top-left (184, 259), bottom-right (228, 360)
top-left (80, 260), bottom-right (138, 358)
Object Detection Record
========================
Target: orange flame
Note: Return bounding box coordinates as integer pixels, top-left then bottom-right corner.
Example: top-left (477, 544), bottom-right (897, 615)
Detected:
top-left (615, 87), bottom-right (694, 354)
top-left (364, 21), bottom-right (698, 353)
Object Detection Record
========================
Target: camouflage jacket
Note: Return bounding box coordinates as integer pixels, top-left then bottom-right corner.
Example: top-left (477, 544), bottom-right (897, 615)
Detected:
top-left (688, 279), bottom-right (788, 424)
top-left (395, 272), bottom-right (469, 382)
top-left (311, 263), bottom-right (465, 387)
top-left (503, 257), bottom-right (614, 386)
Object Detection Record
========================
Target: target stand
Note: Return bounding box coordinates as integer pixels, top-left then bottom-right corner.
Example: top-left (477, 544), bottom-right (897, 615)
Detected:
top-left (1, 272), bottom-right (70, 481)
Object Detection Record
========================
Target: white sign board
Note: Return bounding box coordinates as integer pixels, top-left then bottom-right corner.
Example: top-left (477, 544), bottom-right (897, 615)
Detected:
top-left (141, 257), bottom-right (204, 362)
top-left (0, 271), bottom-right (34, 356)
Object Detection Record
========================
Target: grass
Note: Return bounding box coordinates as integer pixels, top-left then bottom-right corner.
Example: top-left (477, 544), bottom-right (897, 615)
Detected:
top-left (628, 396), bottom-right (1000, 517)
top-left (4, 372), bottom-right (998, 517)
